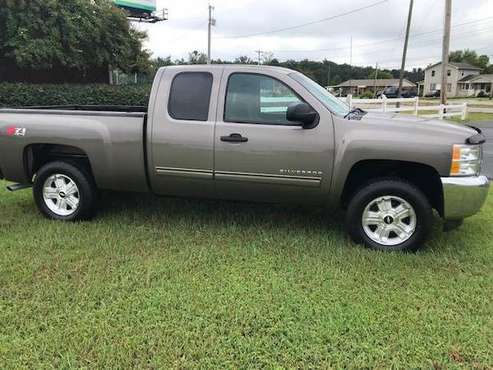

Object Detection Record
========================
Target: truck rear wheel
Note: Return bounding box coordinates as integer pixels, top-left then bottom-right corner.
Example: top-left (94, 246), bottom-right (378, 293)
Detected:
top-left (345, 179), bottom-right (433, 252)
top-left (33, 161), bottom-right (97, 221)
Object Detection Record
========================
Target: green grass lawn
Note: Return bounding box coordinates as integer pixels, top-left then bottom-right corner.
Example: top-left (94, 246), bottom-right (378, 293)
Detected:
top-left (400, 111), bottom-right (493, 122)
top-left (463, 112), bottom-right (493, 122)
top-left (0, 181), bottom-right (492, 368)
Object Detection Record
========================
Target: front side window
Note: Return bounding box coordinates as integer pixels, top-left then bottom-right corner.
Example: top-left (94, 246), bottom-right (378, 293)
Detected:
top-left (168, 72), bottom-right (213, 121)
top-left (224, 73), bottom-right (302, 125)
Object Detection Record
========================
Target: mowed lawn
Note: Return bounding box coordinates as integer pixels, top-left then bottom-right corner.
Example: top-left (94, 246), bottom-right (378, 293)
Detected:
top-left (0, 180), bottom-right (492, 368)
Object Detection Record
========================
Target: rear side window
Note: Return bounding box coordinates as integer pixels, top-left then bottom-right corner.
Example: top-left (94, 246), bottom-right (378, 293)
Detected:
top-left (168, 72), bottom-right (213, 121)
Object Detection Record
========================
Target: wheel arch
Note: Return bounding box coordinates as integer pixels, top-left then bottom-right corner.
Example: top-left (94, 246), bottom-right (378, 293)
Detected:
top-left (23, 144), bottom-right (95, 184)
top-left (340, 159), bottom-right (443, 216)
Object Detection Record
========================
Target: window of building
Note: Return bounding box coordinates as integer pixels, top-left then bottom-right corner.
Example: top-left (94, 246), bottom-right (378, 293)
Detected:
top-left (430, 83), bottom-right (436, 90)
top-left (447, 83), bottom-right (452, 92)
top-left (447, 70), bottom-right (451, 76)
top-left (431, 70), bottom-right (435, 77)
top-left (224, 73), bottom-right (304, 125)
top-left (168, 72), bottom-right (213, 121)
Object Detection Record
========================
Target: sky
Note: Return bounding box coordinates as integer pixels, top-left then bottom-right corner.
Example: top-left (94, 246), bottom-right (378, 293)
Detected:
top-left (133, 0), bottom-right (493, 70)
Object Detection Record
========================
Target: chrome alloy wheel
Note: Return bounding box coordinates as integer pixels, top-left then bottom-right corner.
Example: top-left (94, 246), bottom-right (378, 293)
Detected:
top-left (42, 174), bottom-right (80, 217)
top-left (361, 195), bottom-right (417, 246)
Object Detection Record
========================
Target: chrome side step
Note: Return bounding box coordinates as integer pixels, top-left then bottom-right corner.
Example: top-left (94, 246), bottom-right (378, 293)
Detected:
top-left (6, 183), bottom-right (32, 192)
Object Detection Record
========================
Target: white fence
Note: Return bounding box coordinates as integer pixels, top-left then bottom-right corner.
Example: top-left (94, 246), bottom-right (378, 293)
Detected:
top-left (341, 95), bottom-right (468, 120)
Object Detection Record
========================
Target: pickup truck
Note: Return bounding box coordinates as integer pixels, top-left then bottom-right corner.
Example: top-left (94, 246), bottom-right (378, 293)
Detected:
top-left (0, 65), bottom-right (489, 251)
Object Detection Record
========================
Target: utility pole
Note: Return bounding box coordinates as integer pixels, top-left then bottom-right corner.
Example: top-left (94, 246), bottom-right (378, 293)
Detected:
top-left (255, 50), bottom-right (263, 65)
top-left (207, 4), bottom-right (215, 64)
top-left (373, 62), bottom-right (379, 97)
top-left (440, 0), bottom-right (452, 105)
top-left (327, 64), bottom-right (331, 88)
top-left (397, 0), bottom-right (414, 103)
top-left (349, 36), bottom-right (353, 95)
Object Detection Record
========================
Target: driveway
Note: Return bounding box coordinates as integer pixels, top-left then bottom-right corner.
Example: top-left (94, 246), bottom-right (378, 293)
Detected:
top-left (473, 121), bottom-right (493, 179)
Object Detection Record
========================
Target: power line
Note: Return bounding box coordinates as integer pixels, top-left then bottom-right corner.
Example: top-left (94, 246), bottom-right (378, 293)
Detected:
top-left (270, 15), bottom-right (493, 54)
top-left (214, 0), bottom-right (389, 39)
top-left (359, 44), bottom-right (493, 66)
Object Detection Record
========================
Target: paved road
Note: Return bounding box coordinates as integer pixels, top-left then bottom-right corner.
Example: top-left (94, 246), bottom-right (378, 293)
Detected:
top-left (474, 121), bottom-right (493, 179)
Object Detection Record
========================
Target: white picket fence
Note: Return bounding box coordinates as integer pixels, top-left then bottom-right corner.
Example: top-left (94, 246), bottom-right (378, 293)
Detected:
top-left (341, 95), bottom-right (468, 120)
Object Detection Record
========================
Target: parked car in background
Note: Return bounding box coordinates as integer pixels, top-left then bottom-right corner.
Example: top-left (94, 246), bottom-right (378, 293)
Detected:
top-left (377, 86), bottom-right (417, 99)
top-left (425, 89), bottom-right (441, 98)
top-left (0, 65), bottom-right (489, 252)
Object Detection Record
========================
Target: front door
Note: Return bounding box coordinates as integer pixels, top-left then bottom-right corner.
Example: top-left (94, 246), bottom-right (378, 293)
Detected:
top-left (214, 69), bottom-right (334, 204)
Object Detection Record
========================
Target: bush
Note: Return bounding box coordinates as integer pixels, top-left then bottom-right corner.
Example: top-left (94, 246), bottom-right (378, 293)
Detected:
top-left (0, 83), bottom-right (152, 107)
top-left (477, 90), bottom-right (488, 98)
top-left (358, 91), bottom-right (375, 99)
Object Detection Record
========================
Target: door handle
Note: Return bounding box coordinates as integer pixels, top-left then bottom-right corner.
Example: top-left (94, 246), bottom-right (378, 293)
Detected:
top-left (220, 133), bottom-right (248, 143)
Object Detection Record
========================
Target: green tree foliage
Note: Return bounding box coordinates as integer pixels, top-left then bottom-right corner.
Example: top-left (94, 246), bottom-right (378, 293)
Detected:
top-left (368, 70), bottom-right (393, 79)
top-left (0, 0), bottom-right (150, 74)
top-left (233, 56), bottom-right (255, 64)
top-left (188, 50), bottom-right (208, 64)
top-left (449, 49), bottom-right (490, 70)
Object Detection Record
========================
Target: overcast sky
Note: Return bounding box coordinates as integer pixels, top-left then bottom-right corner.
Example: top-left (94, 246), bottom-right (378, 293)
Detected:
top-left (134, 0), bottom-right (493, 70)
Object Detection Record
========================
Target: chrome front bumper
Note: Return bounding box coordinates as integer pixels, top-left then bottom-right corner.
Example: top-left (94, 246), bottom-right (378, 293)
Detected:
top-left (441, 176), bottom-right (490, 220)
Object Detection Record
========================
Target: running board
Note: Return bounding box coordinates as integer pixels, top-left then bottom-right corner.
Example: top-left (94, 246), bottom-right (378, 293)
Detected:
top-left (6, 183), bottom-right (32, 192)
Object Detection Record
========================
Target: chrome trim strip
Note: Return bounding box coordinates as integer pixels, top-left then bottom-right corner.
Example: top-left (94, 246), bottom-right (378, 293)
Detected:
top-left (156, 166), bottom-right (213, 179)
top-left (215, 170), bottom-right (321, 187)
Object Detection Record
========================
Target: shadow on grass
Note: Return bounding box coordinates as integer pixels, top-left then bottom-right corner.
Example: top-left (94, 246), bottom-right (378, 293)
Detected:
top-left (94, 190), bottom-right (462, 254)
top-left (97, 190), bottom-right (343, 230)
top-left (5, 186), bottom-right (477, 254)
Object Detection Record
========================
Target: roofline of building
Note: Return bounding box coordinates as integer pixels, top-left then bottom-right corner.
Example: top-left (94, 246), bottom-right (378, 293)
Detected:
top-left (424, 61), bottom-right (482, 71)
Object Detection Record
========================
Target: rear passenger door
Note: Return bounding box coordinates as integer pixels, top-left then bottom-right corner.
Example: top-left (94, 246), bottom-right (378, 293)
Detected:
top-left (148, 67), bottom-right (222, 197)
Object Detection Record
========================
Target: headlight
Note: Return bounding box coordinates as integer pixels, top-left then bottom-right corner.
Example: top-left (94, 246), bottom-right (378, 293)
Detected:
top-left (450, 144), bottom-right (482, 176)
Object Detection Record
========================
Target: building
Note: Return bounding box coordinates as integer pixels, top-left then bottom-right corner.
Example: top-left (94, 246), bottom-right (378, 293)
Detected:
top-left (458, 74), bottom-right (493, 97)
top-left (330, 79), bottom-right (416, 96)
top-left (423, 61), bottom-right (482, 97)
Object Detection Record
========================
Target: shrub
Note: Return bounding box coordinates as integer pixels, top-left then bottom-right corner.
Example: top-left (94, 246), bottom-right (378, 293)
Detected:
top-left (0, 83), bottom-right (152, 107)
top-left (477, 90), bottom-right (488, 98)
top-left (358, 91), bottom-right (375, 99)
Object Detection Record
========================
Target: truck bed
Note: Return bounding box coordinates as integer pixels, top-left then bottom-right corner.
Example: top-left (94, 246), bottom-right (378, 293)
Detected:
top-left (0, 108), bottom-right (148, 192)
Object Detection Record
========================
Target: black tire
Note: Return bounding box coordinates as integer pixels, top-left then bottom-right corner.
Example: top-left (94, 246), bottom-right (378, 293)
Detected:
top-left (345, 178), bottom-right (433, 252)
top-left (33, 161), bottom-right (97, 221)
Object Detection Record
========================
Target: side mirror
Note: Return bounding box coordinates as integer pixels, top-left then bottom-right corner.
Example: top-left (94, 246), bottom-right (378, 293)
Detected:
top-left (286, 102), bottom-right (318, 129)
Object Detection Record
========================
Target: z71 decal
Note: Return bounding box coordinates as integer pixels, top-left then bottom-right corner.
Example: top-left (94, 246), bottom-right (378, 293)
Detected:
top-left (4, 127), bottom-right (26, 137)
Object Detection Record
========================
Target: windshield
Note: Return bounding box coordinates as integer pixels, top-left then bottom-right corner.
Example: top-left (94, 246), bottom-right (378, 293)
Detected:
top-left (289, 72), bottom-right (349, 116)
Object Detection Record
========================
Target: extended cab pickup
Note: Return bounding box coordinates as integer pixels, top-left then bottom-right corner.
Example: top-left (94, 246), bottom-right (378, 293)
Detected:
top-left (0, 65), bottom-right (489, 251)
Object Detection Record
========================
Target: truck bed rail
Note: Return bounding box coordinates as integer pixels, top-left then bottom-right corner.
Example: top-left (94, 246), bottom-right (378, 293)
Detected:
top-left (3, 105), bottom-right (147, 113)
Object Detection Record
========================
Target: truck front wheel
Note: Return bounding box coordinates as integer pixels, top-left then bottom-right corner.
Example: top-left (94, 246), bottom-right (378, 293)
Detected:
top-left (345, 179), bottom-right (433, 252)
top-left (33, 161), bottom-right (97, 221)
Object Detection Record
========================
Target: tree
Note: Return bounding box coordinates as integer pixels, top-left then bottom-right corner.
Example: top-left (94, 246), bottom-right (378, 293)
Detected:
top-left (0, 0), bottom-right (151, 82)
top-left (233, 56), bottom-right (255, 64)
top-left (188, 50), bottom-right (207, 64)
top-left (449, 49), bottom-right (490, 70)
top-left (368, 70), bottom-right (393, 79)
top-left (261, 51), bottom-right (275, 65)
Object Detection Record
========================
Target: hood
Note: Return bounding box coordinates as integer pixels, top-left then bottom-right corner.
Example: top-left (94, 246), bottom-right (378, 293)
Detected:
top-left (358, 111), bottom-right (477, 140)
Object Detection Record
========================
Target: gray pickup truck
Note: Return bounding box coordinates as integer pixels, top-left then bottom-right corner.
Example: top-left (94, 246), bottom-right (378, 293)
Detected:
top-left (0, 65), bottom-right (489, 251)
